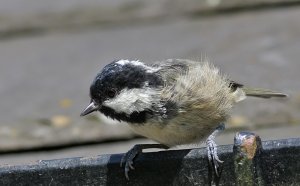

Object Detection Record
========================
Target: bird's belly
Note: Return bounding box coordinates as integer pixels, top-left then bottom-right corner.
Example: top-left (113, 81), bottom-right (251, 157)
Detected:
top-left (128, 119), bottom-right (218, 147)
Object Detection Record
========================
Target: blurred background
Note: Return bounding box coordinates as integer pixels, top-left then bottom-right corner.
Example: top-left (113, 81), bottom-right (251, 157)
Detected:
top-left (0, 0), bottom-right (299, 165)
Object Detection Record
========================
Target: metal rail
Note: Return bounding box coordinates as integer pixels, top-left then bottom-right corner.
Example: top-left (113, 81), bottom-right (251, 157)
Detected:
top-left (0, 132), bottom-right (299, 185)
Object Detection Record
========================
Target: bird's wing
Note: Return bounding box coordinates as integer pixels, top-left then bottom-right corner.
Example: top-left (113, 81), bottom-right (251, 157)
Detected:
top-left (151, 59), bottom-right (199, 86)
top-left (152, 59), bottom-right (248, 102)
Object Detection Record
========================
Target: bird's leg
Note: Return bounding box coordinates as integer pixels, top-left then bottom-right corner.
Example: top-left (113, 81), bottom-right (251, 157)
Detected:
top-left (206, 123), bottom-right (225, 180)
top-left (120, 144), bottom-right (169, 180)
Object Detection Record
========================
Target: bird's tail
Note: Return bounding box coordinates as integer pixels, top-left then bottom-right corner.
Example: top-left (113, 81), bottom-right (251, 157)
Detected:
top-left (242, 87), bottom-right (288, 99)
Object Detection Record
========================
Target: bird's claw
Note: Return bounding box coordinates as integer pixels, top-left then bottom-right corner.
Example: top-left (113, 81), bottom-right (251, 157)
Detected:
top-left (206, 138), bottom-right (223, 177)
top-left (120, 145), bottom-right (141, 180)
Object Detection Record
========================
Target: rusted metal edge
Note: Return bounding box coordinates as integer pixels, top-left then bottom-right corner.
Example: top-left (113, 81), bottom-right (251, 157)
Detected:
top-left (0, 135), bottom-right (299, 185)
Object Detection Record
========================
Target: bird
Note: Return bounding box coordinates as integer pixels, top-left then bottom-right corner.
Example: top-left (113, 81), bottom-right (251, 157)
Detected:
top-left (80, 58), bottom-right (287, 180)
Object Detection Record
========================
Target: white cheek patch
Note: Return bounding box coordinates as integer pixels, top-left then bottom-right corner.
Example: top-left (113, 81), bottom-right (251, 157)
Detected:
top-left (116, 59), bottom-right (160, 73)
top-left (103, 88), bottom-right (160, 115)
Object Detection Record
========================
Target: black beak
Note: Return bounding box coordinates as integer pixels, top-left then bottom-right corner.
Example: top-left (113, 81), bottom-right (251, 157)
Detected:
top-left (80, 101), bottom-right (100, 116)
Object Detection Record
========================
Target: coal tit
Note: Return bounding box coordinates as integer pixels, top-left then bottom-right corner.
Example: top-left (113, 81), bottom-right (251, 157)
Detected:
top-left (81, 59), bottom-right (287, 180)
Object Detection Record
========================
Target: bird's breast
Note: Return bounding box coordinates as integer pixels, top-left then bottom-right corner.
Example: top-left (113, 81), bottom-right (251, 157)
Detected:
top-left (127, 113), bottom-right (220, 147)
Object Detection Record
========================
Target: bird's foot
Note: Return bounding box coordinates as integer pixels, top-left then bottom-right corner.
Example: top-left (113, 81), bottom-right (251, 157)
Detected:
top-left (206, 123), bottom-right (225, 185)
top-left (120, 145), bottom-right (142, 180)
top-left (120, 144), bottom-right (169, 180)
top-left (206, 138), bottom-right (223, 177)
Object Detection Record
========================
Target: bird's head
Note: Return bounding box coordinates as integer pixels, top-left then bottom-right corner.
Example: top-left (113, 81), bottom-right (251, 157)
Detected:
top-left (80, 59), bottom-right (163, 123)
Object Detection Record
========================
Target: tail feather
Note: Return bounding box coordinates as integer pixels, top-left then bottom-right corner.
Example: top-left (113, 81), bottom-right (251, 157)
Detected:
top-left (242, 87), bottom-right (288, 98)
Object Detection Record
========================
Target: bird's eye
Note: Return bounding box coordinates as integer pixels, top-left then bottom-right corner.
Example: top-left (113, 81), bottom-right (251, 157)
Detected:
top-left (107, 89), bottom-right (116, 98)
